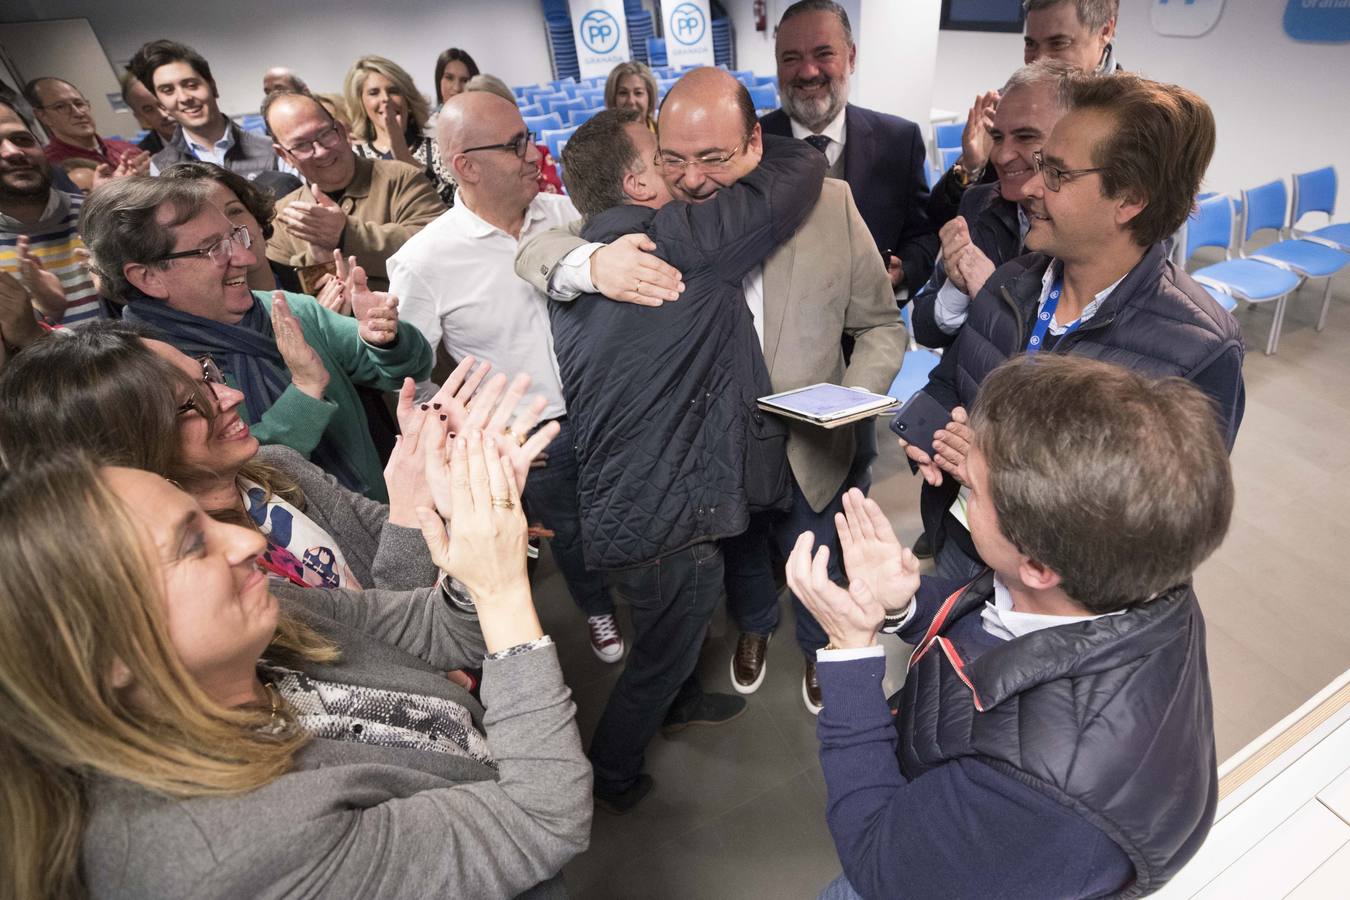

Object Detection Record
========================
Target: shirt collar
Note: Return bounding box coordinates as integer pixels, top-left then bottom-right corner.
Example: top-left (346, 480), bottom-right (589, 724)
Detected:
top-left (789, 105), bottom-right (847, 147)
top-left (1035, 259), bottom-right (1126, 333)
top-left (186, 122), bottom-right (236, 155)
top-left (980, 574), bottom-right (1124, 641)
top-left (453, 192), bottom-right (549, 241)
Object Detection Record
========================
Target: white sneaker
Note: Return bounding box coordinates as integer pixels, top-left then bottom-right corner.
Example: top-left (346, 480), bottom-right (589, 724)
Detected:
top-left (588, 614), bottom-right (624, 663)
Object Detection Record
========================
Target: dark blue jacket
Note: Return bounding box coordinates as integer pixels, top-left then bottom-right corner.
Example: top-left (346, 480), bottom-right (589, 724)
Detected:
top-left (919, 244), bottom-right (1245, 558)
top-left (550, 136), bottom-right (825, 570)
top-left (911, 182), bottom-right (1022, 349)
top-left (818, 572), bottom-right (1216, 899)
top-left (760, 104), bottom-right (938, 293)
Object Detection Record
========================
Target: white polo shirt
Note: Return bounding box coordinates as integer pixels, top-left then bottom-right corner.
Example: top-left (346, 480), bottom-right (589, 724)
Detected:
top-left (388, 192), bottom-right (580, 420)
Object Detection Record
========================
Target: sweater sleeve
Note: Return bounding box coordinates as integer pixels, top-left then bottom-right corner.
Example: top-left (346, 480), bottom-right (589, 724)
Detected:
top-left (273, 580), bottom-right (487, 670)
top-left (282, 290), bottom-right (433, 391)
top-left (816, 658), bottom-right (1134, 900)
top-left (245, 384), bottom-right (338, 457)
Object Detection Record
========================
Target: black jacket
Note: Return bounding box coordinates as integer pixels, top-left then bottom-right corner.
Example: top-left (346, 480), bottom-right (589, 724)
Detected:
top-left (761, 104), bottom-right (938, 293)
top-left (898, 572), bottom-right (1217, 897)
top-left (550, 136), bottom-right (826, 570)
top-left (920, 244), bottom-right (1245, 557)
top-left (911, 182), bottom-right (1022, 349)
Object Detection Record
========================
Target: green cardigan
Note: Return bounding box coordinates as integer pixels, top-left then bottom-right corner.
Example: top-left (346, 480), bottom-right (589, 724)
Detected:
top-left (238, 290), bottom-right (432, 501)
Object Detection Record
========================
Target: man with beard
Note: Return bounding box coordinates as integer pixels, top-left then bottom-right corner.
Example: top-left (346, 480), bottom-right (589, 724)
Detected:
top-left (0, 100), bottom-right (106, 335)
top-left (760, 0), bottom-right (937, 296)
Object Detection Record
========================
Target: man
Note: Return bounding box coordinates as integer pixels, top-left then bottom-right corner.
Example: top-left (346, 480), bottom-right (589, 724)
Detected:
top-left (760, 0), bottom-right (937, 295)
top-left (23, 77), bottom-right (150, 175)
top-left (929, 0), bottom-right (1121, 227)
top-left (0, 101), bottom-right (105, 329)
top-left (129, 39), bottom-right (289, 178)
top-left (264, 91), bottom-right (445, 291)
top-left (792, 353), bottom-right (1229, 899)
top-left (263, 67), bottom-right (308, 96)
top-left (910, 59), bottom-right (1075, 350)
top-left (554, 108), bottom-right (827, 811)
top-left (387, 91), bottom-right (618, 663)
top-left (119, 69), bottom-right (177, 156)
top-left (516, 68), bottom-right (905, 714)
top-left (907, 72), bottom-right (1245, 584)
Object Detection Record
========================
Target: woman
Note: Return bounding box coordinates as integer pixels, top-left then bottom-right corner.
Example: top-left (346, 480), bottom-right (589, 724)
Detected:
top-left (0, 323), bottom-right (555, 592)
top-left (605, 61), bottom-right (658, 132)
top-left (345, 55), bottom-right (455, 205)
top-left (83, 176), bottom-right (433, 502)
top-left (465, 73), bottom-right (564, 195)
top-left (0, 436), bottom-right (591, 899)
top-left (434, 47), bottom-right (480, 108)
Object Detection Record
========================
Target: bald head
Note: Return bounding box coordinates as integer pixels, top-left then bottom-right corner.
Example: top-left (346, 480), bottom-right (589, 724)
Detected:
top-left (264, 91), bottom-right (355, 192)
top-left (263, 91), bottom-right (330, 137)
top-left (263, 67), bottom-right (307, 95)
top-left (659, 67), bottom-right (756, 142)
top-left (437, 91), bottom-right (523, 157)
top-left (655, 67), bottom-right (762, 204)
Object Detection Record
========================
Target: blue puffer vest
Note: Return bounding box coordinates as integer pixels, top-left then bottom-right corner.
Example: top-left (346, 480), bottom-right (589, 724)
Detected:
top-left (897, 572), bottom-right (1218, 897)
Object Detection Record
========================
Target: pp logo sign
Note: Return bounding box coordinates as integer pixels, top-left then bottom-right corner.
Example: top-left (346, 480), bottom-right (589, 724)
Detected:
top-left (580, 9), bottom-right (621, 54)
top-left (671, 2), bottom-right (707, 46)
top-left (1150, 0), bottom-right (1224, 38)
top-left (1284, 0), bottom-right (1350, 43)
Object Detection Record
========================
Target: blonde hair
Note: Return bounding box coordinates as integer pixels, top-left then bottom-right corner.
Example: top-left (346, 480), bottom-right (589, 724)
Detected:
top-left (343, 55), bottom-right (431, 142)
top-left (0, 455), bottom-right (337, 900)
top-left (604, 61), bottom-right (657, 130)
top-left (314, 91), bottom-right (353, 132)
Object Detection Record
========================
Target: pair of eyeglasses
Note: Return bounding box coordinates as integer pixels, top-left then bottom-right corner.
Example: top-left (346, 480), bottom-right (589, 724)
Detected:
top-left (655, 143), bottom-right (745, 176)
top-left (461, 132), bottom-right (532, 160)
top-left (1032, 149), bottom-right (1104, 192)
top-left (176, 355), bottom-right (226, 417)
top-left (283, 124), bottom-right (345, 160)
top-left (38, 99), bottom-right (91, 116)
top-left (156, 224), bottom-right (252, 266)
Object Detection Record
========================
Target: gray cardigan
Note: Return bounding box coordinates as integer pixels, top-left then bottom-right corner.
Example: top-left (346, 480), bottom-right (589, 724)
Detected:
top-left (81, 582), bottom-right (593, 899)
top-left (255, 444), bottom-right (439, 591)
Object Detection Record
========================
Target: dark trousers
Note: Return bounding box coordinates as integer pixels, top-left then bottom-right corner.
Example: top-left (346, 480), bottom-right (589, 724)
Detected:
top-left (521, 418), bottom-right (613, 618)
top-left (723, 512), bottom-right (782, 636)
top-left (588, 541), bottom-right (721, 795)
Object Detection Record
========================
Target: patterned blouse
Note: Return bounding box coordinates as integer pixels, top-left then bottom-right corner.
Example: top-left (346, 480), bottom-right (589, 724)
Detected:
top-left (354, 133), bottom-right (456, 206)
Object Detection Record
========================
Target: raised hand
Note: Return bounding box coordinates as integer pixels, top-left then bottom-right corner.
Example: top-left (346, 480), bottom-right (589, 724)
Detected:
top-left (785, 531), bottom-right (886, 650)
top-left (960, 90), bottom-right (999, 174)
top-left (0, 270), bottom-right (46, 350)
top-left (939, 216), bottom-right (976, 295)
top-left (590, 233), bottom-right (685, 306)
top-left (313, 250), bottom-right (355, 315)
top-left (396, 355), bottom-right (491, 438)
top-left (16, 236), bottom-right (67, 323)
top-left (384, 384), bottom-right (430, 528)
top-left (345, 263), bottom-right (399, 346)
top-left (279, 186), bottom-right (347, 253)
top-left (932, 406), bottom-right (974, 487)
top-left (270, 292), bottom-right (331, 400)
top-left (836, 489), bottom-right (920, 614)
top-left (461, 372), bottom-right (559, 490)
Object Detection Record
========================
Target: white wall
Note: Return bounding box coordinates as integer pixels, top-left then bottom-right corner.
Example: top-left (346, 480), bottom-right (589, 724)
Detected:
top-left (0, 0), bottom-right (555, 119)
top-left (932, 0), bottom-right (1350, 200)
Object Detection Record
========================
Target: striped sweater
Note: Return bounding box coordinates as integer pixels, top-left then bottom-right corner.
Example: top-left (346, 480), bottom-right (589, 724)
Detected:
top-left (0, 189), bottom-right (107, 327)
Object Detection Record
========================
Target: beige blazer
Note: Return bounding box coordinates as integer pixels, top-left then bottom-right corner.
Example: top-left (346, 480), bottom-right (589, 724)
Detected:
top-left (516, 177), bottom-right (905, 512)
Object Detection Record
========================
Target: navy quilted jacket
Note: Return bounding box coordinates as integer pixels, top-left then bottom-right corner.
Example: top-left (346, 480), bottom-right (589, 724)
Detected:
top-left (550, 136), bottom-right (826, 570)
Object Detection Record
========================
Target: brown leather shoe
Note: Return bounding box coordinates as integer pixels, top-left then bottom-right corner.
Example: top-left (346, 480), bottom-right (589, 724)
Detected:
top-left (802, 659), bottom-right (823, 715)
top-left (730, 631), bottom-right (771, 694)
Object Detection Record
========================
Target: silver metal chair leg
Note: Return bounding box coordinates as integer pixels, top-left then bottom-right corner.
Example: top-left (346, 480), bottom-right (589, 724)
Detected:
top-left (1266, 294), bottom-right (1287, 355)
top-left (1316, 277), bottom-right (1333, 332)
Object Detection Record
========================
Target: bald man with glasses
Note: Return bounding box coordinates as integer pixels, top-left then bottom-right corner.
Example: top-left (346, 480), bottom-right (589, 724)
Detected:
top-left (263, 91), bottom-right (445, 292)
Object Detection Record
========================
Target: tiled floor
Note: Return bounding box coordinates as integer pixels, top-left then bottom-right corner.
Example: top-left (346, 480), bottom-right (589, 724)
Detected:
top-left (524, 268), bottom-right (1350, 899)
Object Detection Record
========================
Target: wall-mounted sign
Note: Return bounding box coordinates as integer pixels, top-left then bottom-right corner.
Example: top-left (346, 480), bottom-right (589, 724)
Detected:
top-left (1151, 0), bottom-right (1225, 38)
top-left (1284, 0), bottom-right (1350, 43)
top-left (664, 0), bottom-right (716, 68)
top-left (572, 0), bottom-right (631, 80)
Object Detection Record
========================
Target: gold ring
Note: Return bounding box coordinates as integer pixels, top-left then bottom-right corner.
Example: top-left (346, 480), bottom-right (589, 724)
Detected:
top-left (490, 497), bottom-right (515, 510)
top-left (504, 427), bottom-right (527, 447)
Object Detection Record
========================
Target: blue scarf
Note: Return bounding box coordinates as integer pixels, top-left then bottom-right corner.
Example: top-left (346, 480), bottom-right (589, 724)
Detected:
top-left (123, 292), bottom-right (367, 494)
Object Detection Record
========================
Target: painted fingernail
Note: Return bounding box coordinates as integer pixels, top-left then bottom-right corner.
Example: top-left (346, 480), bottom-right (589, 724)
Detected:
top-left (439, 414), bottom-right (447, 421)
top-left (420, 403), bottom-right (429, 411)
top-left (432, 403), bottom-right (442, 409)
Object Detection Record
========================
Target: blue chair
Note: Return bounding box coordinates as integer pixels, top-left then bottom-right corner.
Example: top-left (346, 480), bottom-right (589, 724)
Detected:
top-left (517, 103), bottom-right (544, 118)
top-left (747, 83), bottom-right (778, 111)
top-left (523, 113), bottom-right (564, 136)
top-left (1183, 194), bottom-right (1302, 355)
top-left (540, 126), bottom-right (578, 164)
top-left (888, 304), bottom-right (941, 404)
top-left (533, 93), bottom-right (572, 114)
top-left (568, 107), bottom-right (603, 127)
top-left (647, 37), bottom-right (668, 66)
top-left (549, 98), bottom-right (588, 118)
top-left (1240, 179), bottom-right (1349, 333)
top-left (1201, 282), bottom-right (1238, 313)
top-left (1291, 166), bottom-right (1350, 251)
top-left (933, 121), bottom-right (964, 152)
top-left (939, 146), bottom-right (962, 170)
top-left (547, 78), bottom-right (575, 90)
top-left (577, 88), bottom-right (606, 107)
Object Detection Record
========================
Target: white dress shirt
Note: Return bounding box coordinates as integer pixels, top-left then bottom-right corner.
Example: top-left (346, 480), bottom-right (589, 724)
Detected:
top-left (388, 193), bottom-right (580, 420)
top-left (789, 106), bottom-right (848, 168)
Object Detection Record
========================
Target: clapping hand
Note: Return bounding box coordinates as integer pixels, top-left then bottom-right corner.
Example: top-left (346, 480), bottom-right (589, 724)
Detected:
top-left (836, 489), bottom-right (920, 615)
top-left (347, 263), bottom-right (400, 346)
top-left (939, 216), bottom-right (995, 299)
top-left (786, 530), bottom-right (887, 651)
top-left (271, 292), bottom-right (331, 400)
top-left (960, 90), bottom-right (999, 174)
top-left (15, 236), bottom-right (67, 323)
top-left (591, 233), bottom-right (685, 306)
top-left (280, 185), bottom-right (347, 254)
top-left (314, 250), bottom-right (357, 316)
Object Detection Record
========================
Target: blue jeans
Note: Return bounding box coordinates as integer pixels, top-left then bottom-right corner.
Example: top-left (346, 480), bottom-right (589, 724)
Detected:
top-left (521, 418), bottom-right (613, 618)
top-left (588, 541), bottom-right (721, 795)
top-left (723, 512), bottom-right (781, 636)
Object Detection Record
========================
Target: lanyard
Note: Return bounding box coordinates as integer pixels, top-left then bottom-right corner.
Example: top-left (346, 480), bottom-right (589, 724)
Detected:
top-left (1026, 277), bottom-right (1083, 354)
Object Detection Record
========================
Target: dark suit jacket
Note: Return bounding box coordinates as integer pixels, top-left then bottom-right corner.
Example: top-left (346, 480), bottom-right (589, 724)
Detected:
top-left (760, 104), bottom-right (938, 294)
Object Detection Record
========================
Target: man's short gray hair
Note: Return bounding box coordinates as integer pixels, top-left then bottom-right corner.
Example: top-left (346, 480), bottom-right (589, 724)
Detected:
top-left (465, 74), bottom-right (516, 105)
top-left (1023, 0), bottom-right (1118, 32)
top-left (1000, 57), bottom-right (1079, 100)
top-left (78, 177), bottom-right (209, 301)
top-left (778, 0), bottom-right (854, 46)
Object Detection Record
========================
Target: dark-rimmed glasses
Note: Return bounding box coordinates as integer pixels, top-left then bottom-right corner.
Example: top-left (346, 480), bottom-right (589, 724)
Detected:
top-left (1032, 149), bottom-right (1104, 192)
top-left (656, 142), bottom-right (745, 176)
top-left (461, 132), bottom-right (532, 159)
top-left (283, 124), bottom-right (345, 160)
top-left (36, 99), bottom-right (91, 116)
top-left (156, 224), bottom-right (251, 266)
top-left (176, 355), bottom-right (226, 417)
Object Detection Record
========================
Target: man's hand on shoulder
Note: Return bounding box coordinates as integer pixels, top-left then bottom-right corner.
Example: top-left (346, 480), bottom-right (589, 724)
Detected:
top-left (590, 234), bottom-right (685, 307)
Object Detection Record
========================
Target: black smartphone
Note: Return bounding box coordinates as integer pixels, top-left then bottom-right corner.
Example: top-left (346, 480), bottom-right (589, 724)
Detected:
top-left (889, 390), bottom-right (950, 458)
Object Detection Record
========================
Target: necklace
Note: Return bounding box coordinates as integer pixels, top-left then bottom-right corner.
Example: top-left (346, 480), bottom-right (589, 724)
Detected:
top-left (259, 680), bottom-right (287, 735)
